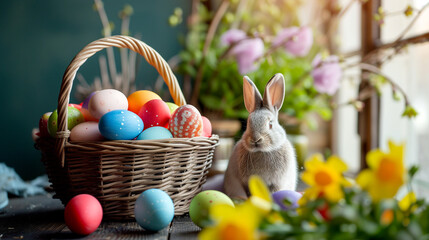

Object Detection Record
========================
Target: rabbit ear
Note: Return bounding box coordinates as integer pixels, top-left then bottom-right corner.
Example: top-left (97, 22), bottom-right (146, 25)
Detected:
top-left (243, 76), bottom-right (263, 113)
top-left (263, 73), bottom-right (285, 111)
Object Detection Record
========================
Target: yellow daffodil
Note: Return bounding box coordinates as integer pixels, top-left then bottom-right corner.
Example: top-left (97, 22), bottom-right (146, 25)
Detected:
top-left (300, 154), bottom-right (350, 203)
top-left (248, 175), bottom-right (272, 214)
top-left (356, 141), bottom-right (405, 202)
top-left (399, 192), bottom-right (417, 212)
top-left (199, 202), bottom-right (261, 240)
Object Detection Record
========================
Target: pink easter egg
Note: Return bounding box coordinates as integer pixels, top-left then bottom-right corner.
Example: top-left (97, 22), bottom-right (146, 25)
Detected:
top-left (70, 122), bottom-right (105, 142)
top-left (201, 116), bottom-right (212, 137)
top-left (169, 105), bottom-right (203, 138)
top-left (88, 89), bottom-right (128, 120)
top-left (138, 99), bottom-right (171, 130)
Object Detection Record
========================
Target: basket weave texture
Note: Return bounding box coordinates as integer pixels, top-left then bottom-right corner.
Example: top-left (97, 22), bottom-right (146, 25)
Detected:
top-left (36, 35), bottom-right (219, 220)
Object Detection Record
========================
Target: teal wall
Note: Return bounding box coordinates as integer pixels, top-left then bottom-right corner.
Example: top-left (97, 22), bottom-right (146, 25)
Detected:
top-left (0, 0), bottom-right (189, 180)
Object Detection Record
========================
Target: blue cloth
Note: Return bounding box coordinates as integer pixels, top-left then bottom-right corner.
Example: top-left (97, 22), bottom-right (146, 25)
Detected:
top-left (0, 163), bottom-right (48, 209)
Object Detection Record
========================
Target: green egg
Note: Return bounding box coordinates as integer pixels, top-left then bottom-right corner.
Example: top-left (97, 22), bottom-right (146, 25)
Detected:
top-left (48, 106), bottom-right (85, 138)
top-left (166, 102), bottom-right (179, 115)
top-left (189, 190), bottom-right (234, 228)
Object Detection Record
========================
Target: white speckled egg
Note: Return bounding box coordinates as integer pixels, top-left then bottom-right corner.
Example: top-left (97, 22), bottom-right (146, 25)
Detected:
top-left (98, 110), bottom-right (143, 140)
top-left (89, 89), bottom-right (128, 119)
top-left (70, 122), bottom-right (105, 142)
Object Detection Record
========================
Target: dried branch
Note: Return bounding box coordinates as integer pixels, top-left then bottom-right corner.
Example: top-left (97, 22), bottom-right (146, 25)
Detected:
top-left (94, 0), bottom-right (118, 88)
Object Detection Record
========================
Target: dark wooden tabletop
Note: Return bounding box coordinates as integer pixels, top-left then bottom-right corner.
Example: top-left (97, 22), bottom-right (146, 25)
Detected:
top-left (0, 194), bottom-right (200, 240)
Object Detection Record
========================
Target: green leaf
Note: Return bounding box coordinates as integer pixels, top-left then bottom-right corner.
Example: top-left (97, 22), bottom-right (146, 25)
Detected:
top-left (408, 165), bottom-right (419, 179)
top-left (402, 105), bottom-right (418, 118)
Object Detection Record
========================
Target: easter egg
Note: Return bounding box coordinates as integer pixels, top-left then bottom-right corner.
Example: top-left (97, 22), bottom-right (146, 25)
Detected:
top-left (201, 116), bottom-right (212, 137)
top-left (166, 102), bottom-right (179, 115)
top-left (98, 110), bottom-right (143, 140)
top-left (89, 89), bottom-right (128, 119)
top-left (138, 99), bottom-right (171, 130)
top-left (82, 91), bottom-right (97, 109)
top-left (70, 122), bottom-right (105, 142)
top-left (48, 106), bottom-right (85, 138)
top-left (137, 126), bottom-right (173, 140)
top-left (134, 189), bottom-right (174, 232)
top-left (38, 112), bottom-right (52, 137)
top-left (79, 108), bottom-right (98, 122)
top-left (189, 190), bottom-right (234, 228)
top-left (69, 103), bottom-right (82, 110)
top-left (272, 190), bottom-right (302, 210)
top-left (64, 194), bottom-right (103, 235)
top-left (169, 105), bottom-right (203, 138)
top-left (127, 90), bottom-right (161, 114)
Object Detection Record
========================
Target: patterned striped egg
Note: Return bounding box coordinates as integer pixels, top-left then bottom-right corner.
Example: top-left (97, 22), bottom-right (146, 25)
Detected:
top-left (98, 110), bottom-right (143, 140)
top-left (169, 105), bottom-right (203, 138)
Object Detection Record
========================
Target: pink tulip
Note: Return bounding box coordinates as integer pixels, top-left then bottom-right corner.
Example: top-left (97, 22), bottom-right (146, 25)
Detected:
top-left (230, 38), bottom-right (264, 74)
top-left (220, 29), bottom-right (247, 46)
top-left (311, 54), bottom-right (342, 95)
top-left (273, 26), bottom-right (313, 57)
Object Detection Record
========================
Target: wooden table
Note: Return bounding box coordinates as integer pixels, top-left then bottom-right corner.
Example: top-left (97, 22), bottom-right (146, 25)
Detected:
top-left (0, 194), bottom-right (200, 239)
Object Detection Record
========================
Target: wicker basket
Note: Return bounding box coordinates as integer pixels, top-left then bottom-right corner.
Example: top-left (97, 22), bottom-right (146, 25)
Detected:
top-left (36, 35), bottom-right (219, 220)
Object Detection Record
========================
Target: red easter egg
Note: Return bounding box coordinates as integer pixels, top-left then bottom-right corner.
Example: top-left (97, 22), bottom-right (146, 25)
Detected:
top-left (201, 116), bottom-right (212, 137)
top-left (169, 105), bottom-right (203, 138)
top-left (79, 108), bottom-right (98, 122)
top-left (64, 194), bottom-right (103, 235)
top-left (138, 99), bottom-right (171, 130)
top-left (38, 112), bottom-right (52, 137)
top-left (69, 103), bottom-right (82, 110)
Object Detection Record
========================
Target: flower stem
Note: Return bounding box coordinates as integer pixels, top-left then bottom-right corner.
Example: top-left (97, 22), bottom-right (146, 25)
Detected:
top-left (191, 0), bottom-right (230, 106)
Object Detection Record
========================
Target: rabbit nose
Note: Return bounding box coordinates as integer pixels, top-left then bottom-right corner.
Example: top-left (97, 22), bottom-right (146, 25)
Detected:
top-left (251, 137), bottom-right (263, 146)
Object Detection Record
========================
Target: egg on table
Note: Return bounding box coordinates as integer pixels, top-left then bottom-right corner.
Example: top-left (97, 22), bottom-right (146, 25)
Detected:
top-left (138, 99), bottom-right (171, 130)
top-left (272, 190), bottom-right (302, 210)
top-left (169, 105), bottom-right (203, 138)
top-left (64, 194), bottom-right (103, 235)
top-left (89, 89), bottom-right (128, 119)
top-left (189, 190), bottom-right (234, 228)
top-left (98, 110), bottom-right (143, 140)
top-left (134, 189), bottom-right (174, 232)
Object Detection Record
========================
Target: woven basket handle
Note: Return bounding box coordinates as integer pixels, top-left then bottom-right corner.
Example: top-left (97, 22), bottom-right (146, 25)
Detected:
top-left (55, 35), bottom-right (186, 166)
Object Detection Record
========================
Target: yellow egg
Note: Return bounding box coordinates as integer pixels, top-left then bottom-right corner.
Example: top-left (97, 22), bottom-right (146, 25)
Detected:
top-left (127, 90), bottom-right (161, 114)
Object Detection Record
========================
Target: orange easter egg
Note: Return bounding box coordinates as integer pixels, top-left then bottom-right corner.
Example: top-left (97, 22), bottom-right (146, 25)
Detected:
top-left (127, 90), bottom-right (161, 114)
top-left (169, 105), bottom-right (203, 138)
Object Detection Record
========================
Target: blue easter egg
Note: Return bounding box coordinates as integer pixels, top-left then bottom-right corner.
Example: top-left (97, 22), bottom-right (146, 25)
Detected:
top-left (136, 126), bottom-right (173, 140)
top-left (272, 190), bottom-right (302, 210)
top-left (98, 110), bottom-right (143, 140)
top-left (134, 189), bottom-right (174, 232)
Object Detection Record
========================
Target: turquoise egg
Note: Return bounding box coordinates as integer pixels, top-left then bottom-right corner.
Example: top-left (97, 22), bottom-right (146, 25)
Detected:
top-left (136, 127), bottom-right (173, 140)
top-left (134, 189), bottom-right (174, 232)
top-left (98, 110), bottom-right (143, 140)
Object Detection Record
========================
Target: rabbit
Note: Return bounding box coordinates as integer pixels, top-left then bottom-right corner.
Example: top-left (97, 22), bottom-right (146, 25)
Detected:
top-left (224, 73), bottom-right (297, 199)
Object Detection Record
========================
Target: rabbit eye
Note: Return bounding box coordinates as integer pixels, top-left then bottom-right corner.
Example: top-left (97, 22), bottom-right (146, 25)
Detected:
top-left (269, 120), bottom-right (273, 129)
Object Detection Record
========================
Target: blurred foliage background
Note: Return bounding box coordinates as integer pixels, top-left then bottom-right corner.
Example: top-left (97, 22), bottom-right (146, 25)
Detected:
top-left (0, 0), bottom-right (190, 180)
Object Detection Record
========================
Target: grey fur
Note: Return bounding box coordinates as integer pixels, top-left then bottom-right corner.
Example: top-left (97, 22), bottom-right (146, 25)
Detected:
top-left (224, 74), bottom-right (298, 199)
